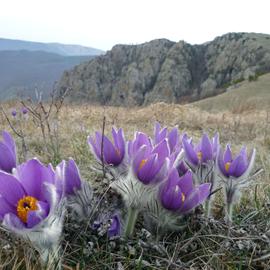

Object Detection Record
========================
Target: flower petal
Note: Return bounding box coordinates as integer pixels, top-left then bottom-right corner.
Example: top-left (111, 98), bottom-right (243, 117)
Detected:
top-left (201, 134), bottom-right (213, 162)
top-left (0, 142), bottom-right (16, 173)
top-left (15, 159), bottom-right (55, 201)
top-left (224, 145), bottom-right (232, 163)
top-left (3, 213), bottom-right (26, 230)
top-left (177, 171), bottom-right (194, 196)
top-left (182, 137), bottom-right (198, 166)
top-left (0, 172), bottom-right (25, 206)
top-left (64, 158), bottom-right (82, 195)
top-left (0, 196), bottom-right (16, 219)
top-left (181, 183), bottom-right (210, 213)
top-left (27, 201), bottom-right (49, 228)
top-left (168, 127), bottom-right (179, 153)
top-left (229, 155), bottom-right (247, 177)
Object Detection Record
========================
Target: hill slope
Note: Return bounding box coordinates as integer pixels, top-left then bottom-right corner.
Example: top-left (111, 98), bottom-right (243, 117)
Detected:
top-left (0, 38), bottom-right (104, 56)
top-left (0, 50), bottom-right (93, 100)
top-left (57, 32), bottom-right (270, 106)
top-left (192, 73), bottom-right (270, 112)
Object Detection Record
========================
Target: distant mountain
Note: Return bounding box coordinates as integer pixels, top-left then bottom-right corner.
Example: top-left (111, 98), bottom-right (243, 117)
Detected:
top-left (56, 32), bottom-right (270, 106)
top-left (0, 50), bottom-right (94, 100)
top-left (0, 38), bottom-right (104, 56)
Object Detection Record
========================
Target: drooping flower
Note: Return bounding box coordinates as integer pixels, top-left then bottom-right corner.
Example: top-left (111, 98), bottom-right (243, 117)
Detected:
top-left (0, 131), bottom-right (17, 173)
top-left (0, 158), bottom-right (64, 264)
top-left (160, 169), bottom-right (210, 213)
top-left (88, 127), bottom-right (125, 166)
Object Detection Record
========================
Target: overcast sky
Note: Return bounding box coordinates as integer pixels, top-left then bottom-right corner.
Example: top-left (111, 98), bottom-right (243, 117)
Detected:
top-left (0, 0), bottom-right (269, 51)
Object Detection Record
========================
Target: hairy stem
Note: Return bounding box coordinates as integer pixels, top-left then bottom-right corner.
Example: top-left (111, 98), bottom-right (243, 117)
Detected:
top-left (124, 207), bottom-right (139, 238)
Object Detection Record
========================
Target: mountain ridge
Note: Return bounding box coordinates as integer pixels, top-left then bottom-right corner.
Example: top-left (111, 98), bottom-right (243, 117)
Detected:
top-left (56, 32), bottom-right (270, 106)
top-left (0, 37), bottom-right (104, 56)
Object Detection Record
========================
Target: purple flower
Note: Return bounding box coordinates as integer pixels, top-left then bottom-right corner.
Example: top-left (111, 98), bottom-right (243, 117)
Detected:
top-left (154, 122), bottom-right (167, 145)
top-left (182, 133), bottom-right (219, 167)
top-left (154, 123), bottom-right (180, 154)
top-left (108, 214), bottom-right (121, 238)
top-left (56, 158), bottom-right (82, 196)
top-left (0, 131), bottom-right (17, 173)
top-left (218, 145), bottom-right (256, 178)
top-left (11, 109), bottom-right (17, 117)
top-left (160, 169), bottom-right (210, 213)
top-left (21, 107), bottom-right (28, 115)
top-left (132, 140), bottom-right (170, 184)
top-left (128, 132), bottom-right (152, 161)
top-left (0, 158), bottom-right (57, 229)
top-left (88, 128), bottom-right (125, 166)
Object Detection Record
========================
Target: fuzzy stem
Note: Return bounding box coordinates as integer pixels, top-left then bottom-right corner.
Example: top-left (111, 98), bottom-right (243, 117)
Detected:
top-left (40, 245), bottom-right (61, 270)
top-left (204, 197), bottom-right (212, 218)
top-left (225, 201), bottom-right (234, 226)
top-left (124, 207), bottom-right (139, 238)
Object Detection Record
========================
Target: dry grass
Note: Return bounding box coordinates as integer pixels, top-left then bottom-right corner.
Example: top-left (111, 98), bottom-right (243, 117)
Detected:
top-left (0, 101), bottom-right (270, 269)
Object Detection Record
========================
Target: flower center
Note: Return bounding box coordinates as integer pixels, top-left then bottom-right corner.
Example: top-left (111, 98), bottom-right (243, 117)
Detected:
top-left (17, 196), bottom-right (38, 223)
top-left (197, 151), bottom-right (202, 161)
top-left (139, 159), bottom-right (147, 170)
top-left (225, 162), bottom-right (231, 172)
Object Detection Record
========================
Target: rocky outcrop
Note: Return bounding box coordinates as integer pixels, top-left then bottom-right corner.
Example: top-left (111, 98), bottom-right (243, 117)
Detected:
top-left (57, 33), bottom-right (270, 105)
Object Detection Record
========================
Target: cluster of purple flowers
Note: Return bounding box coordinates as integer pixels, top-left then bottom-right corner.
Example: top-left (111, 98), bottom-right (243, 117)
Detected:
top-left (89, 122), bottom-right (256, 233)
top-left (0, 122), bottom-right (257, 263)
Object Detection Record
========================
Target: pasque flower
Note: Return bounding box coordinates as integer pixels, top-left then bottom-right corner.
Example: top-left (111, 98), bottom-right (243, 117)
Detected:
top-left (56, 158), bottom-right (93, 220)
top-left (132, 139), bottom-right (170, 185)
top-left (218, 145), bottom-right (256, 179)
top-left (0, 131), bottom-right (17, 173)
top-left (160, 169), bottom-right (210, 213)
top-left (217, 145), bottom-right (256, 224)
top-left (88, 127), bottom-right (125, 167)
top-left (153, 122), bottom-right (180, 154)
top-left (0, 158), bottom-right (64, 265)
top-left (182, 133), bottom-right (219, 217)
top-left (182, 133), bottom-right (219, 168)
top-left (0, 158), bottom-right (58, 229)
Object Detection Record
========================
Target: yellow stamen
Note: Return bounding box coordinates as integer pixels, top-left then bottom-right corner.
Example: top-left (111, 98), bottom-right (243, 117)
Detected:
top-left (225, 162), bottom-right (231, 172)
top-left (197, 151), bottom-right (202, 161)
top-left (181, 193), bottom-right (185, 203)
top-left (139, 159), bottom-right (147, 170)
top-left (17, 196), bottom-right (38, 223)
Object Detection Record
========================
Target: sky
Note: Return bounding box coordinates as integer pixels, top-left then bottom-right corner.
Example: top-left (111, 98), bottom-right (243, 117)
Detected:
top-left (0, 0), bottom-right (269, 51)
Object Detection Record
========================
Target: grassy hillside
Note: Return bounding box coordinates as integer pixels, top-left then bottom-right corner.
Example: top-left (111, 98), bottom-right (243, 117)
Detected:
top-left (193, 73), bottom-right (270, 112)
